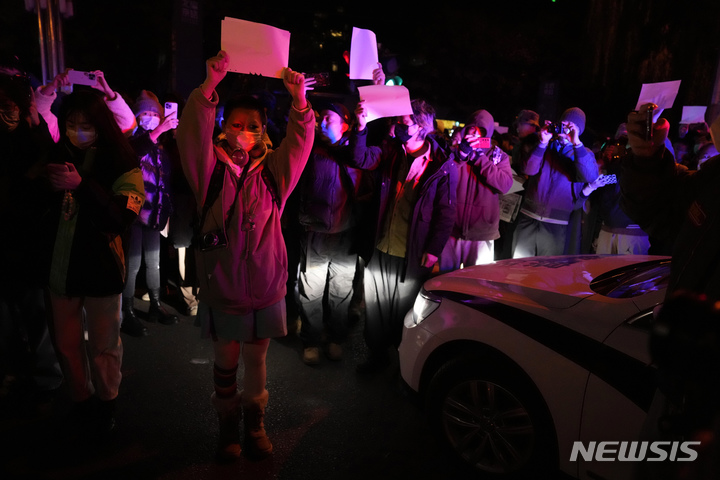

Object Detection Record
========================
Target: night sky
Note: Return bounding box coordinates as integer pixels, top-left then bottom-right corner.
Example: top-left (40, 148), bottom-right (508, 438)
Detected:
top-left (2, 0), bottom-right (718, 143)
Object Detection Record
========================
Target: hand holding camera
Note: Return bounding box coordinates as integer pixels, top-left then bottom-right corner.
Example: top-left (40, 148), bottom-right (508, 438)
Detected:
top-left (539, 122), bottom-right (555, 144)
top-left (560, 122), bottom-right (582, 146)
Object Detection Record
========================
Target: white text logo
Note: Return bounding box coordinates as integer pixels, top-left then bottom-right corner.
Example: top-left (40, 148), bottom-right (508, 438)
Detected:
top-left (570, 441), bottom-right (701, 462)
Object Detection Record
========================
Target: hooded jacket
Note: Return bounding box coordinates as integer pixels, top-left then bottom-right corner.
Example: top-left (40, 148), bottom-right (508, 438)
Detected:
top-left (352, 129), bottom-right (458, 280)
top-left (176, 87), bottom-right (315, 315)
top-left (452, 110), bottom-right (514, 241)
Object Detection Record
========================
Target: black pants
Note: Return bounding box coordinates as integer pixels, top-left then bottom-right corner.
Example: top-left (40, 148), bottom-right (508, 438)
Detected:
top-left (362, 250), bottom-right (428, 357)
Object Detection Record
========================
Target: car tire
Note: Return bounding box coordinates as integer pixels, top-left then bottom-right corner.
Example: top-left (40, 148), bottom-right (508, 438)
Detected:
top-left (426, 355), bottom-right (557, 479)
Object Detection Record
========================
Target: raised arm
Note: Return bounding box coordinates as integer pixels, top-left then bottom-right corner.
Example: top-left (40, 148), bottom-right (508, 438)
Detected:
top-left (176, 51), bottom-right (228, 208)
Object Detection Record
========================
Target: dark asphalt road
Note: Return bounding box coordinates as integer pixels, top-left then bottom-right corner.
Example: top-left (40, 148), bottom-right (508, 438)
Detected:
top-left (0, 299), bottom-right (473, 480)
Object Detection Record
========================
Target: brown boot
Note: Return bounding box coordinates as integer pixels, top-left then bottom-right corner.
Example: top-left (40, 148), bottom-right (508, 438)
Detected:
top-left (242, 390), bottom-right (273, 459)
top-left (211, 390), bottom-right (243, 461)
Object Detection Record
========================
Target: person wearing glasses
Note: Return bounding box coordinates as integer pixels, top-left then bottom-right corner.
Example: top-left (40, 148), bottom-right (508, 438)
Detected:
top-left (351, 97), bottom-right (458, 373)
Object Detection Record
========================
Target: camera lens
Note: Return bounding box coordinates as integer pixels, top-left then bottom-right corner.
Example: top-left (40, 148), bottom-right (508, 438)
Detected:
top-left (203, 232), bottom-right (219, 246)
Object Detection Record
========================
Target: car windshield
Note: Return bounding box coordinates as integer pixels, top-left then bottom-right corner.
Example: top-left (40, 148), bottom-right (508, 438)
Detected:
top-left (590, 259), bottom-right (672, 298)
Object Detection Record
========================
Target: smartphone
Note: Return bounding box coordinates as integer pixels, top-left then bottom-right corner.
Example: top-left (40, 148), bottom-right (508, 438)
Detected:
top-left (164, 101), bottom-right (178, 119)
top-left (598, 174), bottom-right (617, 184)
top-left (645, 104), bottom-right (656, 142)
top-left (466, 126), bottom-right (492, 149)
top-left (307, 72), bottom-right (330, 87)
top-left (67, 70), bottom-right (98, 87)
top-left (477, 137), bottom-right (492, 149)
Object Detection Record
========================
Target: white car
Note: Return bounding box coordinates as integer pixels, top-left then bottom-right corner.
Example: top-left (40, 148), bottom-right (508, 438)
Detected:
top-left (399, 255), bottom-right (672, 480)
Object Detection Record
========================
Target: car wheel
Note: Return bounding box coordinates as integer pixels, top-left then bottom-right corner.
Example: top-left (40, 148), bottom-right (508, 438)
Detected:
top-left (426, 356), bottom-right (557, 478)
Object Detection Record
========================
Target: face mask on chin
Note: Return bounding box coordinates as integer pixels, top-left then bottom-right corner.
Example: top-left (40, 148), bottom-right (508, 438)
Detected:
top-left (138, 115), bottom-right (160, 131)
top-left (66, 127), bottom-right (97, 150)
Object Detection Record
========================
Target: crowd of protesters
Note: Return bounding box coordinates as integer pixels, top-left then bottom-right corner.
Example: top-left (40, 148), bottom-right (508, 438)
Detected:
top-left (2, 41), bottom-right (719, 469)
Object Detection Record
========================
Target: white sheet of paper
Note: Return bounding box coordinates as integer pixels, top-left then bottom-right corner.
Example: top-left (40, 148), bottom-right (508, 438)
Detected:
top-left (357, 85), bottom-right (413, 123)
top-left (220, 17), bottom-right (290, 78)
top-left (634, 80), bottom-right (682, 110)
top-left (680, 106), bottom-right (707, 124)
top-left (349, 27), bottom-right (379, 80)
top-left (508, 169), bottom-right (525, 194)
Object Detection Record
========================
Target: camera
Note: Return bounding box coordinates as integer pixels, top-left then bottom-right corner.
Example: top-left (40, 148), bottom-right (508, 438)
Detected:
top-left (199, 229), bottom-right (227, 252)
top-left (545, 122), bottom-right (563, 136)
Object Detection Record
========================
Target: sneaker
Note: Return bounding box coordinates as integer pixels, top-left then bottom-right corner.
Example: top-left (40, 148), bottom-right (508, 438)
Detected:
top-left (326, 342), bottom-right (342, 361)
top-left (302, 347), bottom-right (320, 366)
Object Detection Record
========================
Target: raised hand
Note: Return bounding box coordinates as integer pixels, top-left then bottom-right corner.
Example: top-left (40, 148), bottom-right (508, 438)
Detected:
top-left (201, 50), bottom-right (230, 97)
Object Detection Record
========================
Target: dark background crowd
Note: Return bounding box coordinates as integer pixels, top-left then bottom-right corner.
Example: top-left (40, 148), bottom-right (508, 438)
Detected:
top-left (1, 0), bottom-right (719, 139)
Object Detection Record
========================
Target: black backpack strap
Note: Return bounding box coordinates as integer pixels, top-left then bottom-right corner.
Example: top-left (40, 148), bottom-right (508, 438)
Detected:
top-left (261, 166), bottom-right (281, 209)
top-left (197, 160), bottom-right (226, 231)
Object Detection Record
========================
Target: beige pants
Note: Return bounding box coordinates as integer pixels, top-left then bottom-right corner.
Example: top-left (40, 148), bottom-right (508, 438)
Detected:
top-left (49, 292), bottom-right (123, 402)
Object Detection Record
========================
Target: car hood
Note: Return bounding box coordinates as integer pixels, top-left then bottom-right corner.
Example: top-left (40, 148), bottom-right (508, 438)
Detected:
top-left (424, 255), bottom-right (664, 310)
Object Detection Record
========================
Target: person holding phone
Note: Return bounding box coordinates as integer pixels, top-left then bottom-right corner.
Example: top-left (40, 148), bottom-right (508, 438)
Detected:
top-left (438, 109), bottom-right (513, 272)
top-left (44, 88), bottom-right (145, 440)
top-left (120, 90), bottom-right (180, 337)
top-left (176, 50), bottom-right (314, 461)
top-left (35, 69), bottom-right (137, 143)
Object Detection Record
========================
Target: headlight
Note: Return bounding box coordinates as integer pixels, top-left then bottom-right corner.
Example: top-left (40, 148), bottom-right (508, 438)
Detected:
top-left (406, 288), bottom-right (442, 327)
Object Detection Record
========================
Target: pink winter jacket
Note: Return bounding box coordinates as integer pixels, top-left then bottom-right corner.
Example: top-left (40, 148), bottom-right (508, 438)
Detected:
top-left (176, 87), bottom-right (315, 314)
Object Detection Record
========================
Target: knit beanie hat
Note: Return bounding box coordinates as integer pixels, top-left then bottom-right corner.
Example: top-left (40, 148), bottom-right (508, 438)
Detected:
top-left (133, 90), bottom-right (162, 117)
top-left (560, 107), bottom-right (586, 135)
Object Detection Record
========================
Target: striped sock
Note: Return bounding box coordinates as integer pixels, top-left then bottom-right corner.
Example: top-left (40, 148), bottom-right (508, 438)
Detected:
top-left (213, 363), bottom-right (238, 399)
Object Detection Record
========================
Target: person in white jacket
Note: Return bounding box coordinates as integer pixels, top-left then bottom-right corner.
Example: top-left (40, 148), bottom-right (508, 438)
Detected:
top-left (34, 69), bottom-right (136, 142)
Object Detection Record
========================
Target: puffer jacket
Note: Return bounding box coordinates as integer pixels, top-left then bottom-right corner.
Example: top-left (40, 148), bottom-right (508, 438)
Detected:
top-left (176, 87), bottom-right (315, 315)
top-left (129, 129), bottom-right (173, 230)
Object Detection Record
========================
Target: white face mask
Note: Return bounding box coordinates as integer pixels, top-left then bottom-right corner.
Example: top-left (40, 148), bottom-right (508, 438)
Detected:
top-left (66, 126), bottom-right (97, 149)
top-left (138, 115), bottom-right (160, 131)
top-left (228, 130), bottom-right (263, 153)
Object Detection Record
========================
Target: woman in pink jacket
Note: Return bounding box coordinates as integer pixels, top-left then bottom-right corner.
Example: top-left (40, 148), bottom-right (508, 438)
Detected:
top-left (176, 51), bottom-right (314, 461)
